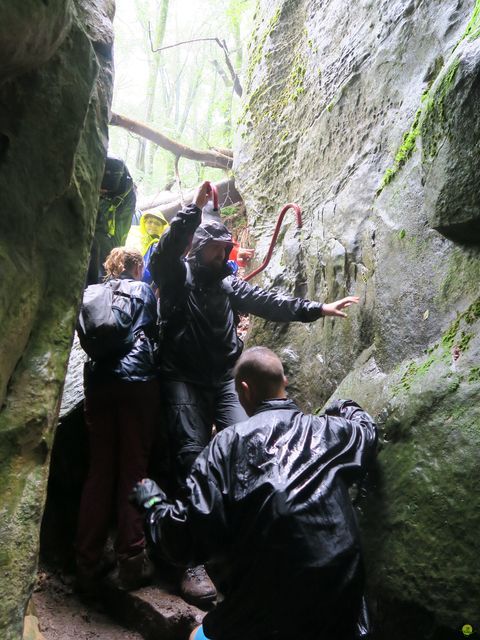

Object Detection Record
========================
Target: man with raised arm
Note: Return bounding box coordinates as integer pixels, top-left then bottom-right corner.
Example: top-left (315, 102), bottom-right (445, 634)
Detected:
top-left (132, 347), bottom-right (377, 640)
top-left (148, 181), bottom-right (359, 605)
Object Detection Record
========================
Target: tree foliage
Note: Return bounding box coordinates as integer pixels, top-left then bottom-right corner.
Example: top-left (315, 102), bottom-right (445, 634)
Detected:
top-left (110, 0), bottom-right (254, 204)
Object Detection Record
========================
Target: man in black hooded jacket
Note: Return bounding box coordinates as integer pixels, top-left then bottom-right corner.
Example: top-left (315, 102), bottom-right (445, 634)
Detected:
top-left (132, 347), bottom-right (377, 640)
top-left (148, 181), bottom-right (359, 604)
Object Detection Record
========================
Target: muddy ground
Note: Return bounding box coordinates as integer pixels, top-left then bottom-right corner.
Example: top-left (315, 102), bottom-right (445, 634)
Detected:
top-left (33, 568), bottom-right (143, 640)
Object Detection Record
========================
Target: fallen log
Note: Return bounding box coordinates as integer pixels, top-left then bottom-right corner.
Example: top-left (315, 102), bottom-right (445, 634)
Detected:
top-left (110, 112), bottom-right (233, 170)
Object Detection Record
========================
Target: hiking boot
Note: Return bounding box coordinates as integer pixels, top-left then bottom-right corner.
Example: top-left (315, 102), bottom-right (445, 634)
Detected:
top-left (108, 549), bottom-right (155, 591)
top-left (180, 565), bottom-right (217, 608)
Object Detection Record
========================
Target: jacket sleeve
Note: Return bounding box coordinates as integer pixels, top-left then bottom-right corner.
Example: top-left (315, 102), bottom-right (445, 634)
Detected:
top-left (323, 399), bottom-right (377, 479)
top-left (228, 277), bottom-right (323, 322)
top-left (148, 204), bottom-right (202, 288)
top-left (144, 430), bottom-right (235, 566)
top-left (135, 283), bottom-right (158, 340)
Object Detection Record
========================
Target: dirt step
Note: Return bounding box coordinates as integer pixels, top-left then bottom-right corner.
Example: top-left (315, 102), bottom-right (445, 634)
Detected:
top-left (103, 579), bottom-right (204, 640)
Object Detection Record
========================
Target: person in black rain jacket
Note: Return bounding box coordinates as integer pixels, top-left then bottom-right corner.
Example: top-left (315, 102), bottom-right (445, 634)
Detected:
top-left (132, 346), bottom-right (377, 640)
top-left (148, 181), bottom-right (359, 604)
top-left (149, 181), bottom-right (360, 485)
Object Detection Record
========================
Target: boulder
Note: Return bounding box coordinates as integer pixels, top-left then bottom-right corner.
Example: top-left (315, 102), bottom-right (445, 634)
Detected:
top-left (0, 1), bottom-right (114, 637)
top-left (235, 0), bottom-right (480, 634)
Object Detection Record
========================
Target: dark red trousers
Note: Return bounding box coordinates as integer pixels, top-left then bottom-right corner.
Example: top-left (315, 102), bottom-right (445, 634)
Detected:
top-left (76, 377), bottom-right (160, 570)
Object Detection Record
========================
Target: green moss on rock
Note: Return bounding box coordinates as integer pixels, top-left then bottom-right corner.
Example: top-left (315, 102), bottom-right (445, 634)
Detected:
top-left (0, 2), bottom-right (113, 637)
top-left (244, 6), bottom-right (281, 88)
top-left (377, 105), bottom-right (423, 194)
top-left (460, 0), bottom-right (480, 42)
top-left (375, 0), bottom-right (480, 195)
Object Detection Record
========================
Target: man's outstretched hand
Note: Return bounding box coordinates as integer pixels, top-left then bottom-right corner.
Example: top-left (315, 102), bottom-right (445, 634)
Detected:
top-left (322, 296), bottom-right (360, 318)
top-left (130, 478), bottom-right (167, 512)
top-left (192, 181), bottom-right (212, 209)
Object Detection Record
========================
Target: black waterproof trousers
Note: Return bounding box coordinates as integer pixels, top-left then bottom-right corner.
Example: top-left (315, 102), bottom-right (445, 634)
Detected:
top-left (162, 378), bottom-right (247, 489)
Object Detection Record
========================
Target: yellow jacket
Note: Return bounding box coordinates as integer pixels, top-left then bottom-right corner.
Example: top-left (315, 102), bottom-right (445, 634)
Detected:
top-left (126, 209), bottom-right (169, 255)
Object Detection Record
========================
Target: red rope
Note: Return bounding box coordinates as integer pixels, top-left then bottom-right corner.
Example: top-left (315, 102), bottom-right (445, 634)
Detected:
top-left (210, 183), bottom-right (219, 210)
top-left (244, 203), bottom-right (302, 282)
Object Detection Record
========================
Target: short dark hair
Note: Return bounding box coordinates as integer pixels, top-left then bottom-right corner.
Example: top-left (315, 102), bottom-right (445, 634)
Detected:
top-left (233, 347), bottom-right (285, 401)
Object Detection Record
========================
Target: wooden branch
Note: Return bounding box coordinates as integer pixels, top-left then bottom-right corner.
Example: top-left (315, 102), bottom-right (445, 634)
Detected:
top-left (212, 59), bottom-right (232, 88)
top-left (211, 146), bottom-right (234, 158)
top-left (217, 38), bottom-right (243, 98)
top-left (110, 112), bottom-right (233, 170)
top-left (149, 35), bottom-right (219, 53)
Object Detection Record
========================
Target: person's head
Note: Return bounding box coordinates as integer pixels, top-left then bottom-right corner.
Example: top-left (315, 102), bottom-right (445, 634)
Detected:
top-left (143, 215), bottom-right (163, 237)
top-left (189, 221), bottom-right (233, 271)
top-left (103, 246), bottom-right (143, 280)
top-left (100, 157), bottom-right (127, 195)
top-left (141, 211), bottom-right (169, 239)
top-left (233, 347), bottom-right (288, 416)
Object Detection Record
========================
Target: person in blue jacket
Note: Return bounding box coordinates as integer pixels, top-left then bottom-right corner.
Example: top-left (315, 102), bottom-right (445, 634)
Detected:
top-left (76, 247), bottom-right (160, 594)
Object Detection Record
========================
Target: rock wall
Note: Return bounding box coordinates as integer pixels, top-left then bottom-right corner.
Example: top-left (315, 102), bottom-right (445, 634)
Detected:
top-left (0, 2), bottom-right (114, 637)
top-left (236, 0), bottom-right (480, 636)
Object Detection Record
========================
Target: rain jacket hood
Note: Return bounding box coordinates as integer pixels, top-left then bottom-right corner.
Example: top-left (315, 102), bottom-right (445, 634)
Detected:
top-left (188, 220), bottom-right (233, 261)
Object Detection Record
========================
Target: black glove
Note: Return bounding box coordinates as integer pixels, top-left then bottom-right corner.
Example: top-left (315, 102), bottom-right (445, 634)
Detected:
top-left (130, 478), bottom-right (167, 512)
top-left (323, 399), bottom-right (345, 416)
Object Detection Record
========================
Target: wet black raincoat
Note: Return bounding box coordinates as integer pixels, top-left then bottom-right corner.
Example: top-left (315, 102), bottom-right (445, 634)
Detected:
top-left (144, 398), bottom-right (377, 640)
top-left (148, 205), bottom-right (324, 385)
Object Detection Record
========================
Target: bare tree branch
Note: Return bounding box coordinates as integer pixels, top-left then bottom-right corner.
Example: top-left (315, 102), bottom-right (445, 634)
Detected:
top-left (148, 32), bottom-right (243, 97)
top-left (211, 146), bottom-right (235, 159)
top-left (218, 38), bottom-right (243, 98)
top-left (212, 59), bottom-right (232, 87)
top-left (149, 35), bottom-right (218, 52)
top-left (110, 112), bottom-right (233, 170)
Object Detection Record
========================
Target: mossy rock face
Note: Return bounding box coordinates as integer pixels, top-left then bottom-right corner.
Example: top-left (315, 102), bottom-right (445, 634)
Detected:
top-left (0, 1), bottom-right (73, 80)
top-left (0, 1), bottom-right (113, 637)
top-left (327, 300), bottom-right (480, 635)
top-left (421, 39), bottom-right (480, 242)
top-left (236, 0), bottom-right (480, 635)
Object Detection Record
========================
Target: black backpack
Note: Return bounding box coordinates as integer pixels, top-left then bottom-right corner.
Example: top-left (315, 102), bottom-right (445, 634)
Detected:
top-left (77, 279), bottom-right (136, 360)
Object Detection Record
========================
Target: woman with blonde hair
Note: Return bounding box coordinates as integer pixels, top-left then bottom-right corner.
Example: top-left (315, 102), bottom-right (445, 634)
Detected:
top-left (76, 246), bottom-right (160, 594)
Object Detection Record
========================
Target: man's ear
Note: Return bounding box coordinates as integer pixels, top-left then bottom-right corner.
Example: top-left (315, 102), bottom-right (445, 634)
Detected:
top-left (284, 376), bottom-right (288, 387)
top-left (240, 380), bottom-right (250, 401)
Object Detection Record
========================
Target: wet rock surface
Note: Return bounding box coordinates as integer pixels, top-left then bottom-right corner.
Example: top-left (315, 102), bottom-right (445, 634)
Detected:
top-left (0, 1), bottom-right (113, 637)
top-left (236, 0), bottom-right (480, 636)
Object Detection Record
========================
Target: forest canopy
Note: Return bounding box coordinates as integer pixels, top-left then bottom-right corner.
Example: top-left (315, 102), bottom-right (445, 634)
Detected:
top-left (109, 0), bottom-right (254, 207)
